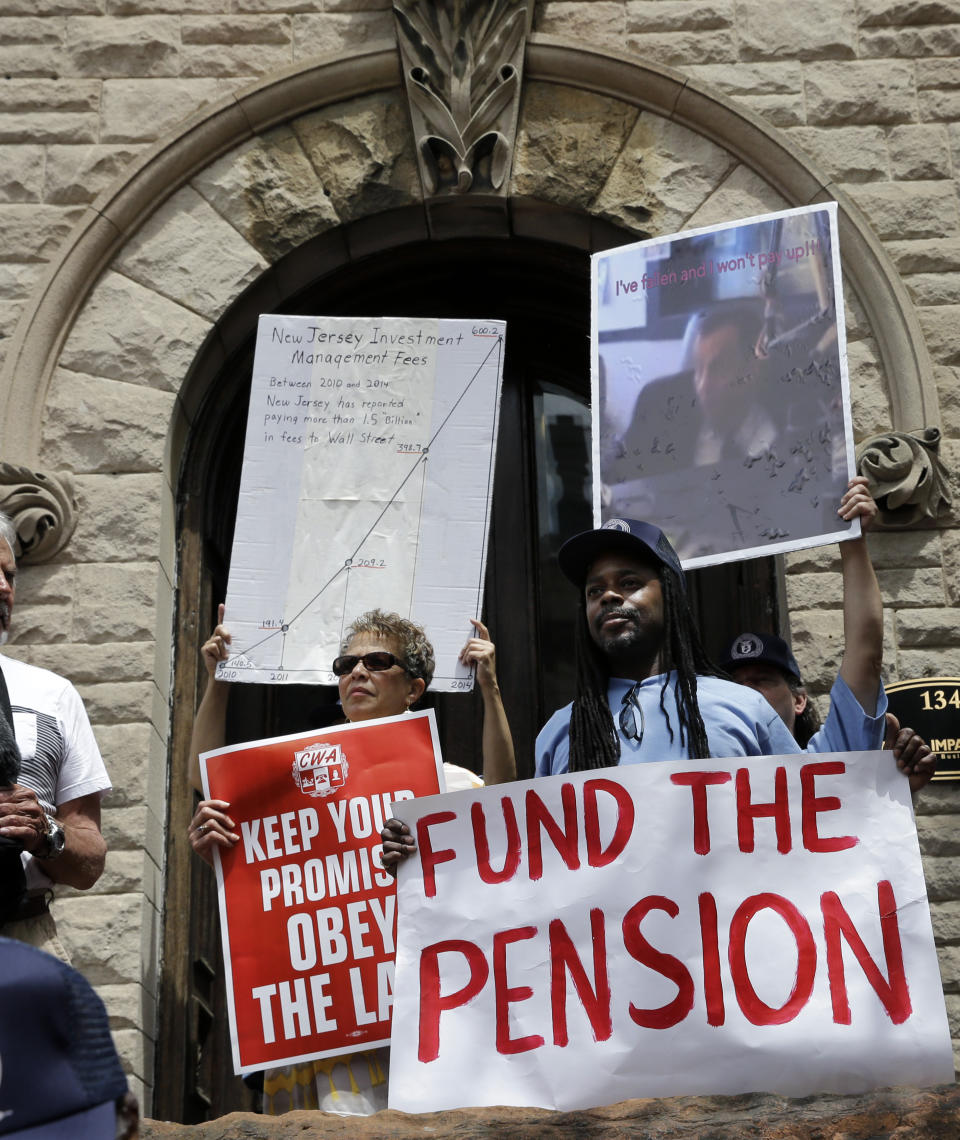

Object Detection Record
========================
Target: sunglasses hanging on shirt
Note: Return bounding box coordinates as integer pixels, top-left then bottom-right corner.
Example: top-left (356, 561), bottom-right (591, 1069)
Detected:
top-left (619, 682), bottom-right (645, 744)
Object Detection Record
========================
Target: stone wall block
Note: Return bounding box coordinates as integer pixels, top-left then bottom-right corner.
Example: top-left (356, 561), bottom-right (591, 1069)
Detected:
top-left (291, 92), bottom-right (420, 225)
top-left (927, 856), bottom-right (960, 905)
top-left (784, 571), bottom-right (845, 610)
top-left (72, 562), bottom-right (162, 643)
top-left (857, 0), bottom-right (960, 25)
top-left (784, 544), bottom-right (840, 573)
top-left (0, 77), bottom-right (99, 112)
top-left (867, 529), bottom-right (944, 570)
top-left (41, 369), bottom-right (175, 474)
top-left (513, 83), bottom-right (637, 209)
top-left (291, 11), bottom-right (395, 59)
top-left (919, 86), bottom-right (960, 119)
top-left (846, 337), bottom-right (892, 438)
top-left (57, 892), bottom-right (145, 984)
top-left (899, 648), bottom-right (960, 676)
top-left (0, 18), bottom-right (65, 78)
top-left (804, 61), bottom-right (915, 125)
top-left (919, 814), bottom-right (960, 856)
top-left (96, 722), bottom-right (154, 806)
top-left (785, 127), bottom-right (888, 183)
top-left (916, 783), bottom-right (960, 814)
top-left (887, 238), bottom-right (960, 274)
top-left (919, 304), bottom-right (960, 365)
top-left (934, 365), bottom-right (960, 437)
top-left (683, 165), bottom-right (789, 231)
top-left (593, 113), bottom-right (737, 237)
top-left (179, 43), bottom-right (291, 77)
top-left (59, 271), bottom-right (212, 391)
top-left (896, 609), bottom-right (960, 648)
top-left (624, 29), bottom-right (738, 65)
top-left (843, 182), bottom-right (958, 241)
top-left (0, 261), bottom-right (42, 301)
top-left (624, 1), bottom-right (734, 32)
top-left (112, 1025), bottom-right (152, 1084)
top-left (940, 943), bottom-right (960, 992)
top-left (100, 78), bottom-right (245, 143)
top-left (96, 982), bottom-right (152, 1036)
top-left (101, 805), bottom-right (155, 854)
top-left (182, 14), bottom-right (291, 43)
top-left (735, 0), bottom-right (857, 60)
top-left (942, 528), bottom-right (960, 606)
top-left (932, 900), bottom-right (960, 945)
top-left (113, 186), bottom-right (268, 323)
top-left (534, 1), bottom-right (625, 49)
top-left (0, 204), bottom-right (86, 263)
top-left (44, 144), bottom-right (144, 205)
top-left (77, 682), bottom-right (154, 724)
top-left (863, 25), bottom-right (960, 57)
top-left (64, 16), bottom-right (179, 77)
top-left (888, 124), bottom-right (952, 180)
top-left (3, 642), bottom-right (156, 686)
top-left (904, 273), bottom-right (960, 307)
top-left (878, 567), bottom-right (946, 607)
top-left (2, 607), bottom-right (72, 645)
top-left (69, 473), bottom-right (164, 563)
top-left (0, 111), bottom-right (99, 145)
top-left (785, 608), bottom-right (845, 692)
top-left (0, 145), bottom-right (43, 201)
top-left (192, 125), bottom-right (338, 263)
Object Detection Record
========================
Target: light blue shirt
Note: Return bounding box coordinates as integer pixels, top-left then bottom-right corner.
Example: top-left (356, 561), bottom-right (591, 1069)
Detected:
top-left (536, 673), bottom-right (801, 777)
top-left (806, 675), bottom-right (887, 753)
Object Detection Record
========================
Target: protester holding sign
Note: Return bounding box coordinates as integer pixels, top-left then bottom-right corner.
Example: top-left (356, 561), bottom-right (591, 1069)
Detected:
top-left (187, 607), bottom-right (514, 1114)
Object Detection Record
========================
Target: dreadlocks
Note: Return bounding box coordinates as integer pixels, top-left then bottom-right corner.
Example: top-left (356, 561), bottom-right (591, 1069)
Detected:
top-left (567, 563), bottom-right (722, 772)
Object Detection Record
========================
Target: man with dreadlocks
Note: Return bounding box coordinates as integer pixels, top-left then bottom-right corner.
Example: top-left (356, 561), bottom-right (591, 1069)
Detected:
top-left (535, 518), bottom-right (802, 776)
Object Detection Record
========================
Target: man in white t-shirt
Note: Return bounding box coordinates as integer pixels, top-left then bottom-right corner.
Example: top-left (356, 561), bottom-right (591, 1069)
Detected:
top-left (0, 512), bottom-right (110, 959)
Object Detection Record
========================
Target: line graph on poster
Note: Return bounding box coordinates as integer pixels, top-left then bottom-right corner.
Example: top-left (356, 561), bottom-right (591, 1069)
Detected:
top-left (217, 316), bottom-right (506, 691)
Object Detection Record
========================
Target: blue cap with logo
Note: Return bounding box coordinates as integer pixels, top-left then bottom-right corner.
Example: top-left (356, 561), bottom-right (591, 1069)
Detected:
top-left (720, 631), bottom-right (803, 685)
top-left (558, 518), bottom-right (685, 587)
top-left (0, 937), bottom-right (129, 1138)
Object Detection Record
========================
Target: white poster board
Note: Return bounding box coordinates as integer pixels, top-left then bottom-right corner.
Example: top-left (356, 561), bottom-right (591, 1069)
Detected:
top-left (219, 316), bottom-right (505, 690)
top-left (592, 203), bottom-right (856, 568)
top-left (389, 753), bottom-right (953, 1113)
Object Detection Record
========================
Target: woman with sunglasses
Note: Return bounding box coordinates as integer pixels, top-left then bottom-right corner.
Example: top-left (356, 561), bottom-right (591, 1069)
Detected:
top-left (184, 606), bottom-right (514, 1113)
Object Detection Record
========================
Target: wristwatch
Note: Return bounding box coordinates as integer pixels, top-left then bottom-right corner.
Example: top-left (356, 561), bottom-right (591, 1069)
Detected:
top-left (38, 813), bottom-right (65, 860)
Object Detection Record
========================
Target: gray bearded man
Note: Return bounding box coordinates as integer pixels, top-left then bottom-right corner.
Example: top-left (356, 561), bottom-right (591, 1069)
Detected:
top-left (0, 512), bottom-right (110, 959)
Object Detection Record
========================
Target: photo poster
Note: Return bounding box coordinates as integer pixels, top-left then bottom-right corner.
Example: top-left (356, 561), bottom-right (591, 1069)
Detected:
top-left (591, 202), bottom-right (857, 569)
top-left (388, 752), bottom-right (954, 1114)
top-left (199, 709), bottom-right (444, 1074)
top-left (218, 315), bottom-right (506, 689)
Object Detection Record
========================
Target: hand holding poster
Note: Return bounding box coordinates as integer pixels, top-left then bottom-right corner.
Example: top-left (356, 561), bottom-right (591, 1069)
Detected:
top-left (388, 753), bottom-right (953, 1113)
top-left (200, 710), bottom-right (444, 1074)
top-left (593, 203), bottom-right (854, 567)
top-left (219, 315), bottom-right (505, 690)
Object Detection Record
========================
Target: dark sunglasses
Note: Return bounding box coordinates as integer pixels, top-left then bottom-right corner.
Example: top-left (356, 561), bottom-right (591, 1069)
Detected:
top-left (332, 651), bottom-right (407, 677)
top-left (619, 683), bottom-right (645, 744)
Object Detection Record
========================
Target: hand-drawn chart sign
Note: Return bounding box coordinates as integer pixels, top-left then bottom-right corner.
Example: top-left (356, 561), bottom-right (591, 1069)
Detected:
top-left (593, 203), bottom-right (856, 568)
top-left (885, 678), bottom-right (960, 782)
top-left (200, 710), bottom-right (444, 1073)
top-left (388, 753), bottom-right (953, 1113)
top-left (219, 316), bottom-right (505, 689)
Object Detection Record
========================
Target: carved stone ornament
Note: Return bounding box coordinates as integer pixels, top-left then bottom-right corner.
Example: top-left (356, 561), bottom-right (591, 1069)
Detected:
top-left (0, 464), bottom-right (78, 562)
top-left (393, 0), bottom-right (533, 195)
top-left (856, 429), bottom-right (952, 528)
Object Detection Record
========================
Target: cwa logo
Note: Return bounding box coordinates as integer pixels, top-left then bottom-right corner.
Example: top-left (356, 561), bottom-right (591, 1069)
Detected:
top-left (292, 742), bottom-right (349, 798)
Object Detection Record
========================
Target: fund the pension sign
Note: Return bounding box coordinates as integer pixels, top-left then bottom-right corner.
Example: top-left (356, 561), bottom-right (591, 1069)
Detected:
top-left (388, 753), bottom-right (953, 1113)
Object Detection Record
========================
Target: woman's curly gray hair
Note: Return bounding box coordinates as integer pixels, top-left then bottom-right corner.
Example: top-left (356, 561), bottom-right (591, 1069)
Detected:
top-left (341, 609), bottom-right (435, 688)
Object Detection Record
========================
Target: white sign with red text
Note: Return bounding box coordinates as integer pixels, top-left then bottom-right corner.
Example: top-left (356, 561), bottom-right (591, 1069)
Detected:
top-left (388, 752), bottom-right (953, 1112)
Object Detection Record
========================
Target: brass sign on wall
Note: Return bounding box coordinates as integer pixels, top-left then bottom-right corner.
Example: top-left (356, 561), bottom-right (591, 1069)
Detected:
top-left (885, 677), bottom-right (960, 782)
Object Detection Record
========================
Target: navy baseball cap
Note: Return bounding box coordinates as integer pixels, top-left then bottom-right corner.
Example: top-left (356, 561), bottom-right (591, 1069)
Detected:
top-left (558, 518), bottom-right (685, 587)
top-left (0, 938), bottom-right (129, 1138)
top-left (720, 631), bottom-right (803, 685)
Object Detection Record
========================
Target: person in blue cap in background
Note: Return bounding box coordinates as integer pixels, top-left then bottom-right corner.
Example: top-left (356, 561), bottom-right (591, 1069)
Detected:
top-left (0, 937), bottom-right (138, 1138)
